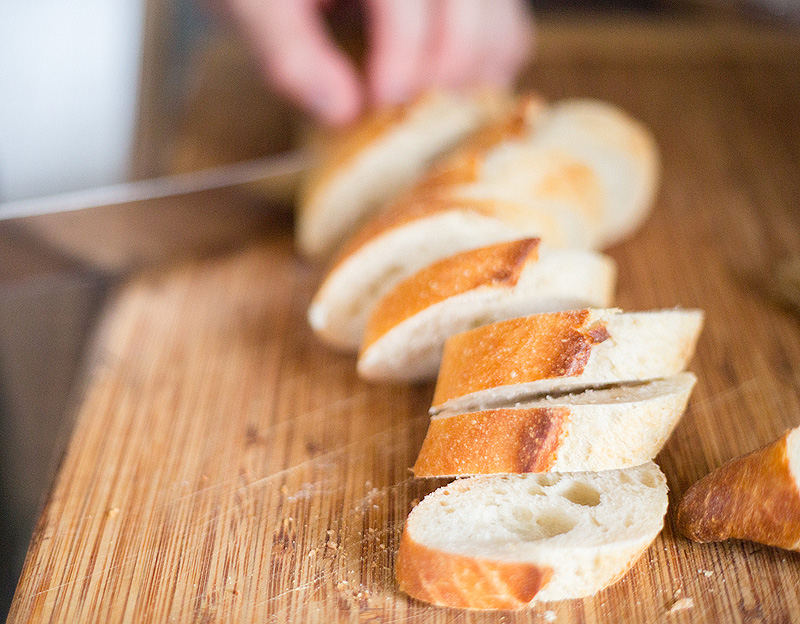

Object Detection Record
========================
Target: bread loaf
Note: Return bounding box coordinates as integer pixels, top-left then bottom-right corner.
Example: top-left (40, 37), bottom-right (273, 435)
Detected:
top-left (358, 238), bottom-right (616, 381)
top-left (677, 426), bottom-right (800, 551)
top-left (431, 308), bottom-right (704, 415)
top-left (396, 463), bottom-right (668, 609)
top-left (414, 373), bottom-right (696, 477)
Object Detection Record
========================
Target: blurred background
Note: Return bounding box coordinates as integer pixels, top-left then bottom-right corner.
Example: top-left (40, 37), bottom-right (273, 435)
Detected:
top-left (1, 0), bottom-right (798, 617)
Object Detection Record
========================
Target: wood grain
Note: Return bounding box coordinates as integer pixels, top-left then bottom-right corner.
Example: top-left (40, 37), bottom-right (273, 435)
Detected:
top-left (9, 13), bottom-right (800, 624)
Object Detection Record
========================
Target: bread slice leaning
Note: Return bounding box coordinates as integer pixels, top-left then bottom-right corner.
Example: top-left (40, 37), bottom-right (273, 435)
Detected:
top-left (414, 373), bottom-right (696, 477)
top-left (677, 426), bottom-right (800, 551)
top-left (396, 463), bottom-right (668, 609)
top-left (297, 90), bottom-right (503, 260)
top-left (431, 308), bottom-right (704, 415)
top-left (358, 238), bottom-right (616, 381)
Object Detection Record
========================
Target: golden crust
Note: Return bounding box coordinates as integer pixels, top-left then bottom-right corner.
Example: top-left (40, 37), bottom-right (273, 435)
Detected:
top-left (413, 406), bottom-right (569, 477)
top-left (361, 238), bottom-right (540, 352)
top-left (396, 532), bottom-right (552, 609)
top-left (677, 429), bottom-right (800, 551)
top-left (431, 309), bottom-right (609, 409)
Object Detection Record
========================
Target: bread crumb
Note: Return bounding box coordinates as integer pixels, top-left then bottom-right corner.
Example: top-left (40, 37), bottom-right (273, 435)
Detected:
top-left (280, 485), bottom-right (289, 495)
top-left (106, 508), bottom-right (120, 519)
top-left (668, 597), bottom-right (694, 613)
top-left (699, 569), bottom-right (713, 577)
top-left (543, 610), bottom-right (557, 621)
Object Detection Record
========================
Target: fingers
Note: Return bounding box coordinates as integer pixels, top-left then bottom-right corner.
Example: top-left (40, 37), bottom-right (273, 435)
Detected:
top-left (364, 0), bottom-right (535, 107)
top-left (228, 0), bottom-right (362, 125)
top-left (478, 0), bottom-right (535, 87)
top-left (428, 0), bottom-right (534, 90)
top-left (364, 0), bottom-right (433, 105)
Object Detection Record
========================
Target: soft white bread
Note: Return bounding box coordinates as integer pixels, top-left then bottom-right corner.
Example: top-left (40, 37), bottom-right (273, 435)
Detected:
top-left (396, 463), bottom-right (668, 609)
top-left (413, 373), bottom-right (696, 477)
top-left (308, 99), bottom-right (605, 351)
top-left (358, 238), bottom-right (616, 381)
top-left (297, 90), bottom-right (504, 260)
top-left (530, 100), bottom-right (660, 247)
top-left (431, 308), bottom-right (704, 415)
top-left (677, 426), bottom-right (800, 551)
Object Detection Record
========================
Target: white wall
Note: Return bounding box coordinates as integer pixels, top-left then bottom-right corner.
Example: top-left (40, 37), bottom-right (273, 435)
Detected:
top-left (0, 0), bottom-right (145, 203)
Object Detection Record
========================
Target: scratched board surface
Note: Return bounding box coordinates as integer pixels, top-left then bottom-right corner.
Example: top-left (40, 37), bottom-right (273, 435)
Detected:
top-left (9, 20), bottom-right (800, 624)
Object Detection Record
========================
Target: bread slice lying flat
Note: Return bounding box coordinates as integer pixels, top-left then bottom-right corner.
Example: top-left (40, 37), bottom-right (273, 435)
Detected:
top-left (431, 308), bottom-right (704, 415)
top-left (297, 90), bottom-right (503, 260)
top-left (531, 100), bottom-right (660, 247)
top-left (414, 373), bottom-right (696, 477)
top-left (358, 238), bottom-right (616, 381)
top-left (396, 463), bottom-right (668, 609)
top-left (677, 426), bottom-right (800, 551)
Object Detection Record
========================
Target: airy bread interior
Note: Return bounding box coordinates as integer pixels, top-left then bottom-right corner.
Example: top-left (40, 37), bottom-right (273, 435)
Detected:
top-left (530, 100), bottom-right (660, 246)
top-left (403, 463), bottom-right (667, 602)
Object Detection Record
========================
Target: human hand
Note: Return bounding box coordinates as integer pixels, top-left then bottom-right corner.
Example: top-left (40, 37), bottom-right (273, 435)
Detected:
top-left (221, 0), bottom-right (534, 125)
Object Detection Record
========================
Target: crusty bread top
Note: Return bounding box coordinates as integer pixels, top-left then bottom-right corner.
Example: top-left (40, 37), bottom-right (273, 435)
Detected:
top-left (433, 308), bottom-right (611, 407)
top-left (677, 427), bottom-right (800, 550)
top-left (361, 238), bottom-right (540, 352)
top-left (431, 308), bottom-right (704, 413)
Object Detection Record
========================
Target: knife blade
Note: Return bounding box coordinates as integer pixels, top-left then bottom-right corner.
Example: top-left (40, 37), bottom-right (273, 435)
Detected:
top-left (0, 150), bottom-right (310, 274)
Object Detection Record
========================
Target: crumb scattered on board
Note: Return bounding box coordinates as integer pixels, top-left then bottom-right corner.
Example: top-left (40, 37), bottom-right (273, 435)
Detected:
top-left (668, 597), bottom-right (694, 613)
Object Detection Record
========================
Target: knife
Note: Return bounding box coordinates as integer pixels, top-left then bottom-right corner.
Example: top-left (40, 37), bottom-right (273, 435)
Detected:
top-left (0, 150), bottom-right (310, 275)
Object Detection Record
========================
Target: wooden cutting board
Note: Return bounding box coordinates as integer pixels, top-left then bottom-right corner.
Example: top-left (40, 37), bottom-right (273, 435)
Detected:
top-left (9, 14), bottom-right (800, 624)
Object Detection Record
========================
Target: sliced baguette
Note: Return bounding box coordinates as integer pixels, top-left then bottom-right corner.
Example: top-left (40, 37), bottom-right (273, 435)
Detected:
top-left (308, 99), bottom-right (605, 351)
top-left (677, 426), bottom-right (800, 551)
top-left (414, 373), bottom-right (696, 477)
top-left (531, 99), bottom-right (660, 246)
top-left (297, 90), bottom-right (506, 260)
top-left (431, 308), bottom-right (704, 415)
top-left (358, 238), bottom-right (616, 381)
top-left (396, 463), bottom-right (668, 609)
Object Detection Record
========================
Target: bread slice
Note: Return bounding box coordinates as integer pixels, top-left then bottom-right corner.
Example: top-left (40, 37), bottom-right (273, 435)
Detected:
top-left (358, 239), bottom-right (616, 381)
top-left (414, 374), bottom-right (695, 477)
top-left (431, 308), bottom-right (704, 415)
top-left (396, 463), bottom-right (668, 608)
top-left (296, 90), bottom-right (504, 260)
top-left (677, 426), bottom-right (800, 551)
top-left (530, 100), bottom-right (660, 246)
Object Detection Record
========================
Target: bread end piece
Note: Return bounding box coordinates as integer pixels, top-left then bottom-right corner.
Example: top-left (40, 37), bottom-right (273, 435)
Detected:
top-left (677, 427), bottom-right (800, 551)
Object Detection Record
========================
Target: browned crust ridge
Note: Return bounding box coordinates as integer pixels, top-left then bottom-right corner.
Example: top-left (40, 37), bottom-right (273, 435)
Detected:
top-left (396, 534), bottom-right (552, 609)
top-left (413, 406), bottom-right (569, 477)
top-left (361, 238), bottom-right (540, 352)
top-left (432, 309), bottom-right (610, 408)
top-left (677, 429), bottom-right (800, 551)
